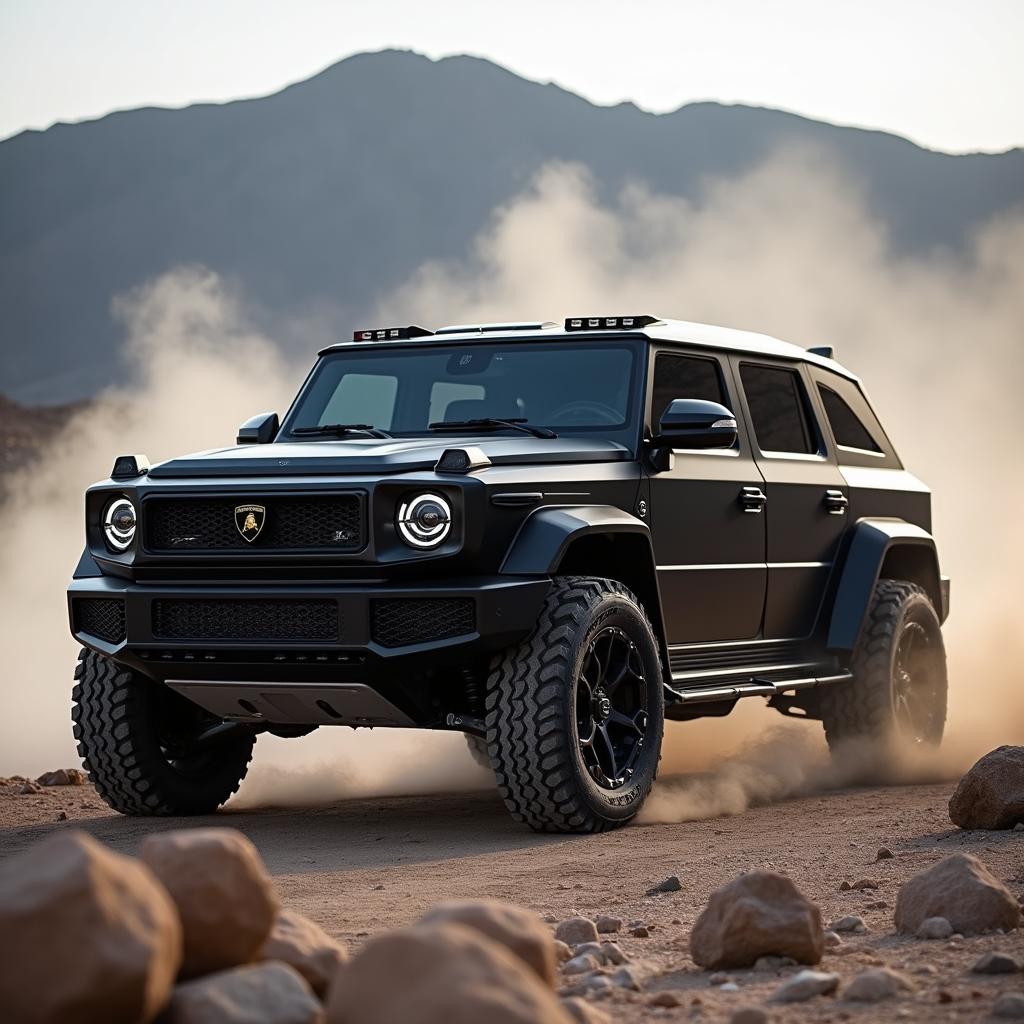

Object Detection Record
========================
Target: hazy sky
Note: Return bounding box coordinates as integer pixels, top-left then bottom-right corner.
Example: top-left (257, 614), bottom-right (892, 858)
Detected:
top-left (1, 0), bottom-right (1021, 152)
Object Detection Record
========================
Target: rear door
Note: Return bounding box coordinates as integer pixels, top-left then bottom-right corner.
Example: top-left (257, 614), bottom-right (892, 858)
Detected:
top-left (732, 359), bottom-right (847, 639)
top-left (648, 350), bottom-right (767, 643)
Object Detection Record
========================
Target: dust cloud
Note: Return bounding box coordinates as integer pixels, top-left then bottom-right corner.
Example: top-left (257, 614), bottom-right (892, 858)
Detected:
top-left (2, 150), bottom-right (1022, 820)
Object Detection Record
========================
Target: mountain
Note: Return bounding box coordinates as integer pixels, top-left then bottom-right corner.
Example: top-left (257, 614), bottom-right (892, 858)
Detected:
top-left (2, 49), bottom-right (1022, 402)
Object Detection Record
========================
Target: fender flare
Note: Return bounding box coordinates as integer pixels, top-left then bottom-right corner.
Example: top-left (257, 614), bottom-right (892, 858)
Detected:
top-left (73, 547), bottom-right (104, 579)
top-left (827, 518), bottom-right (946, 652)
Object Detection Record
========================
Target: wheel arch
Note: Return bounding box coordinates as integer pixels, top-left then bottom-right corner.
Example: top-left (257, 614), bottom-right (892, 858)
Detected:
top-left (500, 505), bottom-right (670, 673)
top-left (827, 518), bottom-right (946, 652)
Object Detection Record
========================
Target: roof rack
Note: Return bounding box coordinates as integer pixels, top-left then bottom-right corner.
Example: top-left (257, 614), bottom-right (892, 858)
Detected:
top-left (434, 321), bottom-right (557, 335)
top-left (352, 325), bottom-right (433, 341)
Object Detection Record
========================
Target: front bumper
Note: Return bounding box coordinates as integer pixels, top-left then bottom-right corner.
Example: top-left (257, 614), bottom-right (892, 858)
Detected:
top-left (68, 574), bottom-right (551, 685)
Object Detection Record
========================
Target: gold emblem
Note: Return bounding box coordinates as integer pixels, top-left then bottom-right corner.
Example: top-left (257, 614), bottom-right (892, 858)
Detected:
top-left (234, 504), bottom-right (266, 542)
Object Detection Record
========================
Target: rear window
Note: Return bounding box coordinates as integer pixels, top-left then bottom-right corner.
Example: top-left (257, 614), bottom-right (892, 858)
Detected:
top-left (739, 363), bottom-right (816, 454)
top-left (818, 384), bottom-right (882, 453)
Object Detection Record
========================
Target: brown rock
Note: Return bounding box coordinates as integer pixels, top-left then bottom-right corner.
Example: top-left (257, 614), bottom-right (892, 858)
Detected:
top-left (648, 991), bottom-right (682, 1007)
top-left (973, 951), bottom-right (1022, 974)
top-left (730, 1009), bottom-right (769, 1024)
top-left (421, 899), bottom-right (556, 986)
top-left (141, 828), bottom-right (278, 977)
top-left (0, 830), bottom-right (182, 1024)
top-left (594, 914), bottom-right (621, 934)
top-left (325, 922), bottom-right (573, 1024)
top-left (560, 997), bottom-right (610, 1024)
top-left (36, 768), bottom-right (87, 786)
top-left (260, 910), bottom-right (346, 997)
top-left (553, 940), bottom-right (573, 963)
top-left (843, 967), bottom-right (915, 1002)
top-left (949, 746), bottom-right (1024, 830)
top-left (690, 871), bottom-right (824, 969)
top-left (894, 853), bottom-right (1020, 935)
top-left (164, 962), bottom-right (322, 1024)
top-left (554, 917), bottom-right (599, 946)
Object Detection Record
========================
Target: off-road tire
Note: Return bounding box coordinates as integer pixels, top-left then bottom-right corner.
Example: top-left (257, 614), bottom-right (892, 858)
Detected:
top-left (820, 579), bottom-right (947, 751)
top-left (484, 576), bottom-right (664, 833)
top-left (72, 648), bottom-right (255, 815)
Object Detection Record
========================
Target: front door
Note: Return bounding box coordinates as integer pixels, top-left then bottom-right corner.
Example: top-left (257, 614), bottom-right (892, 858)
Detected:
top-left (733, 359), bottom-right (848, 639)
top-left (648, 351), bottom-right (767, 644)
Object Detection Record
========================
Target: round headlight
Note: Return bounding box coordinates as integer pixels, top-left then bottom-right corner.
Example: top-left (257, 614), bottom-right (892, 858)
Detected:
top-left (103, 497), bottom-right (137, 552)
top-left (396, 493), bottom-right (452, 549)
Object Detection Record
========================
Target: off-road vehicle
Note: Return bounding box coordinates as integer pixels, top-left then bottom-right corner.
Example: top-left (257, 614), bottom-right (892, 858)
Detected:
top-left (68, 315), bottom-right (949, 831)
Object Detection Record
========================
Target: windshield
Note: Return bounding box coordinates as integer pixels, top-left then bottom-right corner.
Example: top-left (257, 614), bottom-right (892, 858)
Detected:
top-left (283, 340), bottom-right (642, 443)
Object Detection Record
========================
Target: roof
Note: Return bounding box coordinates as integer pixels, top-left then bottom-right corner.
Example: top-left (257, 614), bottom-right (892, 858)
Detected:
top-left (319, 317), bottom-right (858, 381)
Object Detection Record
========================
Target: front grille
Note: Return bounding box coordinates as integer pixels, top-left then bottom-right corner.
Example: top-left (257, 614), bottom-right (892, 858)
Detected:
top-left (371, 598), bottom-right (475, 648)
top-left (145, 495), bottom-right (363, 553)
top-left (152, 599), bottom-right (338, 642)
top-left (75, 598), bottom-right (126, 643)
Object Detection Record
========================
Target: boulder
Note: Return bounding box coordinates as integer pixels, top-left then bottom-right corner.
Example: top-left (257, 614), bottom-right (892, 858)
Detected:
top-left (0, 830), bottom-right (182, 1024)
top-left (36, 768), bottom-right (87, 786)
top-left (163, 962), bottom-right (322, 1024)
top-left (562, 953), bottom-right (601, 976)
top-left (554, 917), bottom-right (599, 946)
top-left (325, 922), bottom-right (573, 1024)
top-left (949, 746), bottom-right (1024, 830)
top-left (689, 871), bottom-right (824, 969)
top-left (260, 910), bottom-right (347, 997)
top-left (141, 828), bottom-right (279, 977)
top-left (420, 900), bottom-right (556, 986)
top-left (894, 853), bottom-right (1020, 935)
top-left (843, 967), bottom-right (915, 1002)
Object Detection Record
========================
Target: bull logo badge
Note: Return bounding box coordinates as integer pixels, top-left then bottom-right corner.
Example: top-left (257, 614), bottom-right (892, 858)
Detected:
top-left (234, 504), bottom-right (266, 542)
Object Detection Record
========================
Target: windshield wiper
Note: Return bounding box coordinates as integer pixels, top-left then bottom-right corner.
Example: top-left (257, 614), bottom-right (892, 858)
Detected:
top-left (427, 417), bottom-right (557, 439)
top-left (291, 423), bottom-right (392, 439)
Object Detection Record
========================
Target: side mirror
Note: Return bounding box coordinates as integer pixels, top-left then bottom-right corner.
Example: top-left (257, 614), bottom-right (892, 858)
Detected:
top-left (654, 399), bottom-right (738, 450)
top-left (236, 412), bottom-right (279, 445)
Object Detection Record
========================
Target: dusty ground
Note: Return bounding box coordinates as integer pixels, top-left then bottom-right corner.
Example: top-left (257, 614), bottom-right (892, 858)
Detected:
top-left (1, 776), bottom-right (1022, 1022)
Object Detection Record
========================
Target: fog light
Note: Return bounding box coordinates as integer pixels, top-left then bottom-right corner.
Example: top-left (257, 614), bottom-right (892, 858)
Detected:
top-left (103, 497), bottom-right (137, 551)
top-left (397, 493), bottom-right (452, 549)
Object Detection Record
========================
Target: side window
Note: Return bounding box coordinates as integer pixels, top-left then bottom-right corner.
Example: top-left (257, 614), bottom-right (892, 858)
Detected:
top-left (818, 385), bottom-right (882, 452)
top-left (651, 353), bottom-right (726, 429)
top-left (319, 373), bottom-right (398, 429)
top-left (739, 363), bottom-right (816, 454)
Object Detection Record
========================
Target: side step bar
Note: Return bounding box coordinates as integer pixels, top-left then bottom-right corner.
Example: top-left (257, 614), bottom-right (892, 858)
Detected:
top-left (666, 671), bottom-right (852, 706)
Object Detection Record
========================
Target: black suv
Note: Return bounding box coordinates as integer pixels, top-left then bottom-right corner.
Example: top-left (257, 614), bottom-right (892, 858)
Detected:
top-left (68, 315), bottom-right (949, 832)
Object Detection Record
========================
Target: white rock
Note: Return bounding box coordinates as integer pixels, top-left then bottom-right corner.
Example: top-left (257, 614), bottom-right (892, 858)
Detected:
top-left (915, 916), bottom-right (953, 940)
top-left (769, 969), bottom-right (840, 1003)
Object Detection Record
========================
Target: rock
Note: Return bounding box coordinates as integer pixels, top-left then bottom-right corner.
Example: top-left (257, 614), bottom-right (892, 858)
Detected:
top-left (553, 940), bottom-right (573, 963)
top-left (562, 953), bottom-right (601, 976)
top-left (326, 923), bottom-right (573, 1024)
top-left (842, 967), bottom-right (915, 1002)
top-left (754, 954), bottom-right (797, 971)
top-left (560, 997), bottom-right (610, 1024)
top-left (948, 746), bottom-right (1024, 830)
top-left (573, 942), bottom-right (604, 960)
top-left (630, 925), bottom-right (650, 938)
top-left (839, 880), bottom-right (852, 891)
top-left (972, 951), bottom-right (1022, 974)
top-left (594, 914), bottom-right (621, 934)
top-left (823, 930), bottom-right (842, 947)
top-left (993, 993), bottom-right (1024, 1019)
top-left (877, 847), bottom-right (894, 860)
top-left (894, 853), bottom-right (1021, 935)
top-left (851, 879), bottom-right (878, 890)
top-left (720, 982), bottom-right (740, 992)
top-left (768, 969), bottom-right (840, 1003)
top-left (163, 962), bottom-right (322, 1024)
top-left (258, 910), bottom-right (346, 998)
top-left (599, 942), bottom-right (627, 965)
top-left (141, 828), bottom-right (278, 977)
top-left (915, 916), bottom-right (953, 940)
top-left (730, 1009), bottom-right (769, 1024)
top-left (36, 768), bottom-right (87, 787)
top-left (0, 830), bottom-right (181, 1024)
top-left (56, 811), bottom-right (68, 821)
top-left (609, 966), bottom-right (642, 990)
top-left (1016, 823), bottom-right (1024, 833)
top-left (709, 971), bottom-right (730, 984)
top-left (17, 781), bottom-right (42, 795)
top-left (864, 900), bottom-right (888, 910)
top-left (648, 991), bottom-right (682, 1007)
top-left (421, 900), bottom-right (556, 986)
top-left (829, 914), bottom-right (867, 934)
top-left (646, 875), bottom-right (683, 895)
top-left (690, 871), bottom-right (824, 969)
top-left (554, 917), bottom-right (599, 947)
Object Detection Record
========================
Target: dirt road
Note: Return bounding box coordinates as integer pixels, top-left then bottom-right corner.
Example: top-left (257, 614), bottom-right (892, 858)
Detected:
top-left (1, 776), bottom-right (1022, 1022)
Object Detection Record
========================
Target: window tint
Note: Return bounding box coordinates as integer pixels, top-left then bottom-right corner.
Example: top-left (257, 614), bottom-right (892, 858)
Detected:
top-left (652, 353), bottom-right (726, 429)
top-left (319, 373), bottom-right (397, 429)
top-left (818, 385), bottom-right (882, 452)
top-left (740, 364), bottom-right (815, 454)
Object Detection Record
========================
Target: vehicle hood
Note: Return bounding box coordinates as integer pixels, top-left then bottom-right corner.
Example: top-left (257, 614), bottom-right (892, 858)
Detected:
top-left (147, 435), bottom-right (632, 478)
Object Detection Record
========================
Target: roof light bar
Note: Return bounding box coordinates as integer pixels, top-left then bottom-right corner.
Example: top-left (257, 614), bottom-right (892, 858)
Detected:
top-left (353, 325), bottom-right (433, 342)
top-left (565, 315), bottom-right (660, 332)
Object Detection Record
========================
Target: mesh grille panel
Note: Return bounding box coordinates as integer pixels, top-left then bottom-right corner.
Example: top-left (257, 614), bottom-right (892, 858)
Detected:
top-left (153, 599), bottom-right (338, 642)
top-left (74, 598), bottom-right (126, 643)
top-left (371, 598), bottom-right (475, 648)
top-left (146, 496), bottom-right (363, 552)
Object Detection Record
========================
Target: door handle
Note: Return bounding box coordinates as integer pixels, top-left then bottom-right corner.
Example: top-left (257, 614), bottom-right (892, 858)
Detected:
top-left (824, 489), bottom-right (849, 515)
top-left (740, 486), bottom-right (767, 513)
